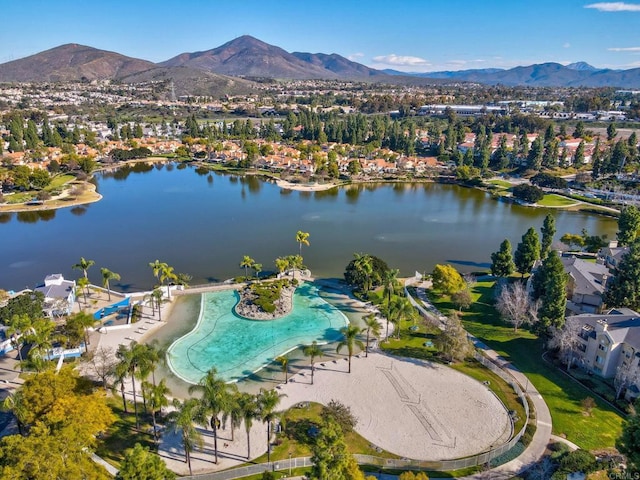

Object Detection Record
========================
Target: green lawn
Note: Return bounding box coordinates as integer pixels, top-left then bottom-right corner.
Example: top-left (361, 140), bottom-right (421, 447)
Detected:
top-left (48, 174), bottom-right (76, 189)
top-left (537, 194), bottom-right (580, 207)
top-left (486, 179), bottom-right (512, 189)
top-left (427, 281), bottom-right (624, 450)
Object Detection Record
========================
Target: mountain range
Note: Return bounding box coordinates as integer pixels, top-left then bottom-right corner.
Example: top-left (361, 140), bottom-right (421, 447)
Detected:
top-left (1, 35), bottom-right (639, 92)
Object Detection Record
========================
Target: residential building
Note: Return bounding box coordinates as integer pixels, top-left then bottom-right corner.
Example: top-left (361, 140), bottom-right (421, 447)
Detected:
top-left (561, 256), bottom-right (610, 314)
top-left (34, 274), bottom-right (76, 317)
top-left (568, 308), bottom-right (640, 400)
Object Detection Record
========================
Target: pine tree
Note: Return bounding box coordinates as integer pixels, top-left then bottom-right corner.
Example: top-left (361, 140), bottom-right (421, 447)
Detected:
top-left (618, 206), bottom-right (640, 246)
top-left (537, 251), bottom-right (568, 330)
top-left (514, 227), bottom-right (540, 277)
top-left (604, 240), bottom-right (640, 311)
top-left (540, 214), bottom-right (556, 260)
top-left (573, 141), bottom-right (585, 167)
top-left (491, 239), bottom-right (515, 277)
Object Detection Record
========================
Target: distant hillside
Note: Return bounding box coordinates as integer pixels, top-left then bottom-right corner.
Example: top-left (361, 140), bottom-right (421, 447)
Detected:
top-left (119, 66), bottom-right (258, 98)
top-left (292, 52), bottom-right (389, 79)
top-left (0, 44), bottom-right (155, 82)
top-left (3, 39), bottom-right (640, 88)
top-left (417, 62), bottom-right (640, 87)
top-left (160, 35), bottom-right (339, 80)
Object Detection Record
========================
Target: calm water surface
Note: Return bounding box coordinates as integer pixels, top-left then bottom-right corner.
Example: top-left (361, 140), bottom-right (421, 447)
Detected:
top-left (0, 163), bottom-right (617, 291)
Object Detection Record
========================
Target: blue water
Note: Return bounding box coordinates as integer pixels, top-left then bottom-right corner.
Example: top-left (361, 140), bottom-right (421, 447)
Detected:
top-left (166, 283), bottom-right (348, 383)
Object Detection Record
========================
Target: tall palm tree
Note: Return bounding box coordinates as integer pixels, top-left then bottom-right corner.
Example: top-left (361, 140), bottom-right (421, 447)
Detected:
top-left (296, 230), bottom-right (310, 258)
top-left (76, 276), bottom-right (90, 308)
top-left (24, 318), bottom-right (55, 369)
top-left (302, 341), bottom-right (323, 384)
top-left (390, 296), bottom-right (416, 339)
top-left (116, 341), bottom-right (145, 429)
top-left (188, 368), bottom-right (238, 464)
top-left (66, 311), bottom-right (95, 351)
top-left (275, 355), bottom-right (289, 384)
top-left (168, 398), bottom-right (203, 476)
top-left (145, 378), bottom-right (171, 444)
top-left (257, 388), bottom-right (284, 463)
top-left (6, 314), bottom-right (33, 366)
top-left (100, 267), bottom-right (120, 301)
top-left (222, 392), bottom-right (244, 443)
top-left (383, 268), bottom-right (400, 307)
top-left (160, 263), bottom-right (177, 299)
top-left (240, 255), bottom-right (255, 281)
top-left (148, 259), bottom-right (166, 286)
top-left (113, 357), bottom-right (129, 413)
top-left (237, 392), bottom-right (259, 459)
top-left (362, 314), bottom-right (381, 358)
top-left (151, 288), bottom-right (164, 320)
top-left (73, 257), bottom-right (95, 279)
top-left (336, 324), bottom-right (365, 373)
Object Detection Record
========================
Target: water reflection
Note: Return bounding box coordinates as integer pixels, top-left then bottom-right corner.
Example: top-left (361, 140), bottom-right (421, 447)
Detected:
top-left (16, 209), bottom-right (56, 223)
top-left (0, 213), bottom-right (12, 223)
top-left (70, 206), bottom-right (88, 216)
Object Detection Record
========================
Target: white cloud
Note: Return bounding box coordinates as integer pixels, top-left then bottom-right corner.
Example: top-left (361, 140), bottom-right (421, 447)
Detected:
top-left (563, 42), bottom-right (571, 48)
top-left (347, 52), bottom-right (364, 61)
top-left (585, 2), bottom-right (640, 11)
top-left (608, 46), bottom-right (640, 51)
top-left (445, 60), bottom-right (467, 66)
top-left (371, 54), bottom-right (431, 67)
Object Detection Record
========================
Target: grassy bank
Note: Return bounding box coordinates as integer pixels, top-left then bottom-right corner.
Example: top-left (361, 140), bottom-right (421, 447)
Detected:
top-left (427, 280), bottom-right (624, 450)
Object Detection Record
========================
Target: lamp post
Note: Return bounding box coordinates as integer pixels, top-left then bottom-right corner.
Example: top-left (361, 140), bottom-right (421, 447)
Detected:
top-left (289, 452), bottom-right (292, 476)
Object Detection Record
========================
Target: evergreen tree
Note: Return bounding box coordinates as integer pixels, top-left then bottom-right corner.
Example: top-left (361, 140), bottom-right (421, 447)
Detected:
top-left (527, 136), bottom-right (543, 170)
top-left (607, 122), bottom-right (617, 142)
top-left (573, 141), bottom-right (585, 167)
top-left (24, 120), bottom-right (39, 150)
top-left (537, 251), bottom-right (568, 330)
top-left (617, 399), bottom-right (640, 474)
top-left (573, 121), bottom-right (585, 139)
top-left (490, 239), bottom-right (515, 277)
top-left (540, 213), bottom-right (556, 259)
top-left (116, 443), bottom-right (175, 480)
top-left (604, 240), bottom-right (640, 311)
top-left (514, 227), bottom-right (540, 277)
top-left (310, 419), bottom-right (365, 480)
top-left (618, 205), bottom-right (640, 246)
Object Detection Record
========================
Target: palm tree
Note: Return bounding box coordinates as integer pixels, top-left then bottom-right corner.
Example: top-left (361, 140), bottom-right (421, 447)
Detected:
top-left (302, 341), bottom-right (323, 384)
top-left (100, 267), bottom-right (120, 301)
top-left (73, 257), bottom-right (95, 279)
top-left (275, 355), bottom-right (289, 384)
top-left (76, 276), bottom-right (90, 307)
top-left (116, 341), bottom-right (145, 429)
top-left (275, 257), bottom-right (288, 276)
top-left (383, 268), bottom-right (400, 307)
top-left (390, 296), bottom-right (416, 339)
top-left (145, 379), bottom-right (171, 444)
top-left (148, 259), bottom-right (166, 286)
top-left (257, 388), bottom-right (284, 463)
top-left (168, 398), bottom-right (203, 476)
top-left (237, 392), bottom-right (259, 459)
top-left (222, 392), bottom-right (244, 443)
top-left (151, 288), bottom-right (164, 320)
top-left (188, 368), bottom-right (238, 464)
top-left (362, 314), bottom-right (381, 358)
top-left (296, 230), bottom-right (310, 258)
top-left (66, 311), bottom-right (95, 351)
top-left (336, 324), bottom-right (365, 373)
top-left (6, 314), bottom-right (33, 366)
top-left (240, 255), bottom-right (255, 281)
top-left (24, 318), bottom-right (55, 371)
top-left (353, 253), bottom-right (373, 291)
top-left (113, 357), bottom-right (129, 413)
top-left (160, 263), bottom-right (177, 299)
top-left (253, 262), bottom-right (262, 280)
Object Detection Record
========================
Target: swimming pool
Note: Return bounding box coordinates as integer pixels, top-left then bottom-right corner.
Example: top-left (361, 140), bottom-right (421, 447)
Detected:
top-left (167, 282), bottom-right (349, 383)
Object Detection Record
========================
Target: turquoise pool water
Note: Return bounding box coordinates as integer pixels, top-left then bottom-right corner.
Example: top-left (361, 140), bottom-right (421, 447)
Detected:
top-left (167, 283), bottom-right (349, 383)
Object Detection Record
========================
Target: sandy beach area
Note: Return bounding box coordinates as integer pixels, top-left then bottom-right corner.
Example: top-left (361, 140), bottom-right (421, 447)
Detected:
top-left (275, 178), bottom-right (342, 191)
top-left (82, 283), bottom-right (510, 476)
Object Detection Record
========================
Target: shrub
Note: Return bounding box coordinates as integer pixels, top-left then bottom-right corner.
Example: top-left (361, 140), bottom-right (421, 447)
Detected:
top-left (512, 184), bottom-right (544, 203)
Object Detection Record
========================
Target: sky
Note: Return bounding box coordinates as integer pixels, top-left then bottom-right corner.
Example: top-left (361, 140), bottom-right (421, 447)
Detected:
top-left (2, 0), bottom-right (640, 72)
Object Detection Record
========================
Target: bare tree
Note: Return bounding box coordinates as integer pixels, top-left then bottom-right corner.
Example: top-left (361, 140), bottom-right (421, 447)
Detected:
top-left (548, 320), bottom-right (582, 371)
top-left (83, 346), bottom-right (117, 390)
top-left (615, 358), bottom-right (638, 400)
top-left (495, 282), bottom-right (539, 332)
top-left (435, 312), bottom-right (474, 363)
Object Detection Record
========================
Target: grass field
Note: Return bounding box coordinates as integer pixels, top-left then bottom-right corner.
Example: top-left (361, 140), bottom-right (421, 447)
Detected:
top-left (537, 194), bottom-right (580, 207)
top-left (427, 281), bottom-right (625, 450)
top-left (486, 179), bottom-right (513, 189)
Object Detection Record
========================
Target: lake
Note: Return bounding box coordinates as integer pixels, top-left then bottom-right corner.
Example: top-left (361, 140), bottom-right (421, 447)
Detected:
top-left (0, 163), bottom-right (617, 291)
